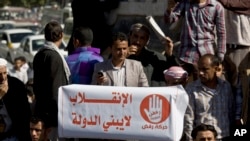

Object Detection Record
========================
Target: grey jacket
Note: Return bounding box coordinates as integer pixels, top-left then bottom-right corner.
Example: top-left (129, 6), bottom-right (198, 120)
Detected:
top-left (92, 59), bottom-right (149, 87)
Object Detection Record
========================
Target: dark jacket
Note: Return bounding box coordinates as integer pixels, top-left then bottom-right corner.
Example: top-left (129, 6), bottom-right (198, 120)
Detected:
top-left (128, 47), bottom-right (178, 86)
top-left (33, 49), bottom-right (68, 127)
top-left (0, 75), bottom-right (31, 141)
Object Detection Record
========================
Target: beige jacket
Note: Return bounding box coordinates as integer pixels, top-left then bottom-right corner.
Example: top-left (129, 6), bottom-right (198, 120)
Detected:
top-left (91, 59), bottom-right (149, 87)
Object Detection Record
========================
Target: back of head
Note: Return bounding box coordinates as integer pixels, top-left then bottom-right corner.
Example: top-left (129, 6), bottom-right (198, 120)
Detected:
top-left (73, 27), bottom-right (93, 46)
top-left (44, 21), bottom-right (63, 42)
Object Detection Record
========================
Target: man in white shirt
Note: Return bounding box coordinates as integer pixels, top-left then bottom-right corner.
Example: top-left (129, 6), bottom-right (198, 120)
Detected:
top-left (8, 56), bottom-right (28, 84)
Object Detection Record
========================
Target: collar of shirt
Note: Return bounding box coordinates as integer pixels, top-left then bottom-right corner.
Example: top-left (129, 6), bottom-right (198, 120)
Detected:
top-left (192, 78), bottom-right (226, 95)
top-left (111, 59), bottom-right (126, 70)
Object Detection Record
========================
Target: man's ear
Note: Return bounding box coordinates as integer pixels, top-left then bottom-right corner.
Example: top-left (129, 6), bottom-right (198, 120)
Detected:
top-left (73, 38), bottom-right (80, 48)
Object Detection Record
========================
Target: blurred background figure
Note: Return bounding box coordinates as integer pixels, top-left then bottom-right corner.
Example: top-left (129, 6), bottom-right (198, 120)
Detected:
top-left (216, 62), bottom-right (225, 80)
top-left (217, 0), bottom-right (250, 126)
top-left (163, 66), bottom-right (188, 86)
top-left (8, 56), bottom-right (28, 84)
top-left (19, 56), bottom-right (29, 73)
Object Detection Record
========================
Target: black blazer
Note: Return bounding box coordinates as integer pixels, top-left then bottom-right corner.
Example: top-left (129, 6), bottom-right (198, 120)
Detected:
top-left (1, 75), bottom-right (31, 141)
top-left (33, 49), bottom-right (68, 127)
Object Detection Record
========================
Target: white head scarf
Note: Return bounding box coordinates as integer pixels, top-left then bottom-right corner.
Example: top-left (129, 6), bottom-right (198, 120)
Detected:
top-left (0, 58), bottom-right (9, 99)
top-left (0, 58), bottom-right (7, 67)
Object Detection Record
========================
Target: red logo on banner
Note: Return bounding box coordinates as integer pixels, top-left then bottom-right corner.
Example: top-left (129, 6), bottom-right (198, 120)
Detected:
top-left (140, 94), bottom-right (170, 124)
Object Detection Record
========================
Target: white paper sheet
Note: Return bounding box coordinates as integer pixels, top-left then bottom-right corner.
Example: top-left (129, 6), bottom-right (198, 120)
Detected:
top-left (146, 15), bottom-right (165, 41)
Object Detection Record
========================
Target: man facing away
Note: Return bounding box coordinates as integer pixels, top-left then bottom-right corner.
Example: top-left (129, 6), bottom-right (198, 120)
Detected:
top-left (66, 27), bottom-right (103, 84)
top-left (33, 21), bottom-right (70, 141)
top-left (184, 54), bottom-right (236, 141)
top-left (92, 32), bottom-right (148, 87)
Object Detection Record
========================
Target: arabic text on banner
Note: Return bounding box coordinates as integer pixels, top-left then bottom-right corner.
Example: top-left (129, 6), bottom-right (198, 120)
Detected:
top-left (58, 85), bottom-right (188, 141)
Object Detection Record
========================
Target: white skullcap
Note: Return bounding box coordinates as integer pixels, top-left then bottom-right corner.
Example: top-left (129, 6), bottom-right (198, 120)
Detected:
top-left (0, 58), bottom-right (8, 67)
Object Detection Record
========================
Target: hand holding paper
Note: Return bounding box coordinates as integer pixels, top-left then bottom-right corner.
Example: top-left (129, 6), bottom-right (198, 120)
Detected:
top-left (145, 15), bottom-right (165, 41)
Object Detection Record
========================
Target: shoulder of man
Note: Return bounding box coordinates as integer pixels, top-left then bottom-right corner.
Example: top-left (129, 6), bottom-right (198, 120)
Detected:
top-left (34, 49), bottom-right (62, 61)
top-left (6, 75), bottom-right (26, 99)
top-left (126, 59), bottom-right (141, 64)
top-left (7, 75), bottom-right (25, 87)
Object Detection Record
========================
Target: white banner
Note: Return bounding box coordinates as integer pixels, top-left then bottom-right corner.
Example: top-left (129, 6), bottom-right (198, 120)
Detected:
top-left (58, 85), bottom-right (188, 141)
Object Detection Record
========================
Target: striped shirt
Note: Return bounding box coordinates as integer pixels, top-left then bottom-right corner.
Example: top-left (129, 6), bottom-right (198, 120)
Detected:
top-left (167, 0), bottom-right (226, 64)
top-left (66, 47), bottom-right (103, 84)
top-left (184, 78), bottom-right (234, 140)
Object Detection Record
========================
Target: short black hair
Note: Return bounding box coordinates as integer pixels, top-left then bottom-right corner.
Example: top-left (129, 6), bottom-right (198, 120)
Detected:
top-left (191, 124), bottom-right (218, 139)
top-left (18, 56), bottom-right (26, 62)
top-left (14, 56), bottom-right (25, 62)
top-left (44, 21), bottom-right (63, 42)
top-left (110, 32), bottom-right (128, 47)
top-left (30, 115), bottom-right (45, 128)
top-left (73, 27), bottom-right (93, 46)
